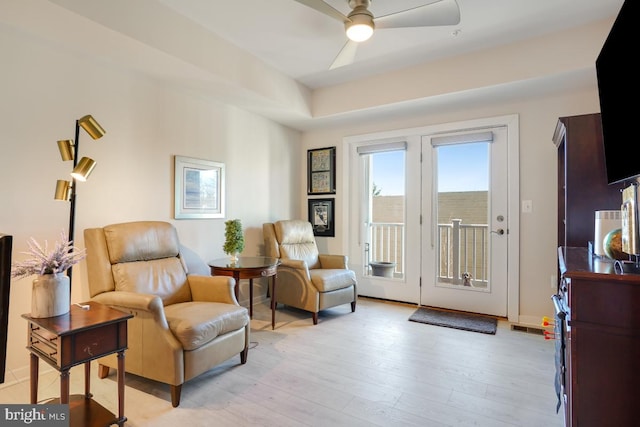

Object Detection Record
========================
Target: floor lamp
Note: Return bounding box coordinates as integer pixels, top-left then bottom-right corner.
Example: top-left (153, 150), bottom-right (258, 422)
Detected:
top-left (54, 114), bottom-right (106, 285)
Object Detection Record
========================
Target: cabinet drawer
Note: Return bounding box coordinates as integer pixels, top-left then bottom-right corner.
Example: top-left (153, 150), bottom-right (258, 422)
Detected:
top-left (30, 324), bottom-right (57, 342)
top-left (71, 324), bottom-right (119, 364)
top-left (28, 325), bottom-right (59, 364)
top-left (31, 340), bottom-right (58, 364)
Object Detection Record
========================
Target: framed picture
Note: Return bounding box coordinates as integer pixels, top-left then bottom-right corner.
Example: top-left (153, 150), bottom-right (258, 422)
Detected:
top-left (307, 147), bottom-right (336, 195)
top-left (308, 198), bottom-right (335, 237)
top-left (174, 155), bottom-right (225, 219)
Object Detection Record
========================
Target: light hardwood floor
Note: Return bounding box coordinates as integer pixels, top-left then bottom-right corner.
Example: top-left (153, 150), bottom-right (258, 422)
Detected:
top-left (0, 297), bottom-right (563, 426)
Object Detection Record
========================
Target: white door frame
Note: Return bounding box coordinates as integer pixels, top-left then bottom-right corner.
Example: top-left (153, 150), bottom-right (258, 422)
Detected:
top-left (343, 114), bottom-right (520, 322)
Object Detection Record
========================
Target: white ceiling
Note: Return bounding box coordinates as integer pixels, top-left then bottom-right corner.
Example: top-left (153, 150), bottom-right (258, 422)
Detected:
top-left (156, 0), bottom-right (624, 89)
top-left (2, 0), bottom-right (625, 130)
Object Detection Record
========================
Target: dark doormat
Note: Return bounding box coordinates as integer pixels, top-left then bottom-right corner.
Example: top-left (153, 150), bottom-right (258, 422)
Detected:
top-left (409, 307), bottom-right (497, 334)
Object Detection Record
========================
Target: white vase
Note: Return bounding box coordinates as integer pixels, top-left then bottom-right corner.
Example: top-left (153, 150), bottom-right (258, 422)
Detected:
top-left (31, 273), bottom-right (71, 318)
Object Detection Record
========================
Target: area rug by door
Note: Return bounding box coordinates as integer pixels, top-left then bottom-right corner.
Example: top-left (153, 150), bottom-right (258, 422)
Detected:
top-left (408, 307), bottom-right (497, 334)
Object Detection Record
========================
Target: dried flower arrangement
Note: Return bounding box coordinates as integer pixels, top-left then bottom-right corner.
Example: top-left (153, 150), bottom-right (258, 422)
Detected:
top-left (11, 232), bottom-right (86, 280)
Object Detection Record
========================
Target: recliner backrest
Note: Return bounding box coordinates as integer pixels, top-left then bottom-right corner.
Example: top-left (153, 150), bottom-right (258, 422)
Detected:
top-left (85, 221), bottom-right (192, 305)
top-left (273, 220), bottom-right (321, 269)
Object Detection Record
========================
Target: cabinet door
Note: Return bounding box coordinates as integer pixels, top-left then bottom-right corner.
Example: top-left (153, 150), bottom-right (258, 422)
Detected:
top-left (568, 275), bottom-right (640, 427)
top-left (555, 113), bottom-right (623, 248)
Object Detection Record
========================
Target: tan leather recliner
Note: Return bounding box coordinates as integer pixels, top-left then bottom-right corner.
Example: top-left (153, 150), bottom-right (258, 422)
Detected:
top-left (263, 220), bottom-right (357, 324)
top-left (84, 221), bottom-right (250, 407)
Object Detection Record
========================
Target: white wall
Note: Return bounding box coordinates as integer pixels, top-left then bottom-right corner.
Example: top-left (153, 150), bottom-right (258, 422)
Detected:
top-left (0, 4), bottom-right (613, 387)
top-left (0, 22), bottom-right (301, 383)
top-left (303, 86), bottom-right (601, 326)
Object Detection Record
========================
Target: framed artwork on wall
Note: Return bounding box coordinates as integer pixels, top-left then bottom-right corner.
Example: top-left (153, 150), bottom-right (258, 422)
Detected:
top-left (308, 198), bottom-right (335, 237)
top-left (307, 146), bottom-right (336, 195)
top-left (174, 155), bottom-right (225, 219)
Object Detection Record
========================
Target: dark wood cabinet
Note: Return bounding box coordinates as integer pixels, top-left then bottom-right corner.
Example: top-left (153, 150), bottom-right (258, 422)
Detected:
top-left (553, 114), bottom-right (640, 426)
top-left (557, 247), bottom-right (640, 427)
top-left (553, 113), bottom-right (623, 249)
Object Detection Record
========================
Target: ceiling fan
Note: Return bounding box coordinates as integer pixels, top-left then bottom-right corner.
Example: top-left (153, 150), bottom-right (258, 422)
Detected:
top-left (294, 0), bottom-right (461, 69)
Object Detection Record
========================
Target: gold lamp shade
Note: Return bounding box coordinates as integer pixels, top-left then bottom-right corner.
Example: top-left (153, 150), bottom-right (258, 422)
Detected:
top-left (71, 157), bottom-right (96, 181)
top-left (57, 139), bottom-right (74, 161)
top-left (54, 180), bottom-right (72, 201)
top-left (78, 115), bottom-right (106, 140)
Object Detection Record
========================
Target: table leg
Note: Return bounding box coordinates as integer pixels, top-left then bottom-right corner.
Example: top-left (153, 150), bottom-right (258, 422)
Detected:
top-left (59, 370), bottom-right (70, 404)
top-left (84, 361), bottom-right (92, 398)
top-left (116, 350), bottom-right (127, 426)
top-left (249, 278), bottom-right (254, 318)
top-left (271, 275), bottom-right (277, 330)
top-left (29, 353), bottom-right (38, 404)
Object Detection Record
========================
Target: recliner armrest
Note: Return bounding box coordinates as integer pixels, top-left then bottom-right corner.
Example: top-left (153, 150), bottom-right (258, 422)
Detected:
top-left (279, 258), bottom-right (311, 280)
top-left (92, 291), bottom-right (169, 329)
top-left (318, 254), bottom-right (348, 269)
top-left (280, 258), bottom-right (308, 270)
top-left (188, 275), bottom-right (239, 305)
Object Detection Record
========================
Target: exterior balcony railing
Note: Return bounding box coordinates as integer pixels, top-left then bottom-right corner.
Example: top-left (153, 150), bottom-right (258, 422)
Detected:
top-left (367, 220), bottom-right (488, 286)
top-left (366, 222), bottom-right (405, 277)
top-left (437, 219), bottom-right (489, 288)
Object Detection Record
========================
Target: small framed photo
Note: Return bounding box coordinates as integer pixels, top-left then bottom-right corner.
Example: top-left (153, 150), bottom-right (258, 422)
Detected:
top-left (174, 155), bottom-right (225, 219)
top-left (307, 147), bottom-right (336, 195)
top-left (308, 198), bottom-right (335, 237)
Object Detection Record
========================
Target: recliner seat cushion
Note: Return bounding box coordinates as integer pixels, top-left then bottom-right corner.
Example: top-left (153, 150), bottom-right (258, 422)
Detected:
top-left (164, 302), bottom-right (249, 351)
top-left (310, 269), bottom-right (356, 292)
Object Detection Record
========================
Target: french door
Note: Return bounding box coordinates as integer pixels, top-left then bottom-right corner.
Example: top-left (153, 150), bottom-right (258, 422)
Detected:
top-left (347, 137), bottom-right (421, 303)
top-left (420, 126), bottom-right (509, 316)
top-left (346, 115), bottom-right (519, 319)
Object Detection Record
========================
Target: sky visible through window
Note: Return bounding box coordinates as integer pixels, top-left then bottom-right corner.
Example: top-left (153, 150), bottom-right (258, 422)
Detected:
top-left (372, 143), bottom-right (489, 195)
top-left (372, 151), bottom-right (405, 195)
top-left (437, 143), bottom-right (489, 192)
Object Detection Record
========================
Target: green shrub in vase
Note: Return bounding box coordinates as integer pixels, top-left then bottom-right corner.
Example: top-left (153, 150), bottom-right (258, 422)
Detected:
top-left (223, 219), bottom-right (245, 262)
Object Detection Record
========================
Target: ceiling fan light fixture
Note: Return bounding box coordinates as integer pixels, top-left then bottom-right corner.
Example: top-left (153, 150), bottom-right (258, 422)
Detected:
top-left (345, 7), bottom-right (374, 42)
top-left (346, 22), bottom-right (373, 42)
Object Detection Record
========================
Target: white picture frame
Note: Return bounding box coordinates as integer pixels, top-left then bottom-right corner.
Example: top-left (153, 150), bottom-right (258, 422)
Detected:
top-left (174, 155), bottom-right (225, 219)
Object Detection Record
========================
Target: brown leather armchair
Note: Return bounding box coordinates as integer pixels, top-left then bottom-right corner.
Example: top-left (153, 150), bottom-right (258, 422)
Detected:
top-left (84, 221), bottom-right (250, 407)
top-left (263, 220), bottom-right (357, 324)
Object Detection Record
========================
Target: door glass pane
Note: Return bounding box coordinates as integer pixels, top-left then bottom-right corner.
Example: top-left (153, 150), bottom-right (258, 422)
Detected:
top-left (366, 150), bottom-right (405, 279)
top-left (436, 142), bottom-right (489, 290)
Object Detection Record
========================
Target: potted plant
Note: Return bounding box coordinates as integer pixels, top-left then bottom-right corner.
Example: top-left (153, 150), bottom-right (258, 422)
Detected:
top-left (11, 232), bottom-right (86, 318)
top-left (223, 219), bottom-right (245, 263)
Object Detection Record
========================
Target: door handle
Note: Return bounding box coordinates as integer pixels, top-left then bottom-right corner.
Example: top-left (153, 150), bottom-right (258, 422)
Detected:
top-left (491, 229), bottom-right (505, 235)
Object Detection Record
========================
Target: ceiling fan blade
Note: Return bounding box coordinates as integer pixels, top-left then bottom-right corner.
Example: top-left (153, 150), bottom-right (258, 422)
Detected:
top-left (330, 40), bottom-right (358, 69)
top-left (293, 0), bottom-right (350, 23)
top-left (375, 0), bottom-right (460, 29)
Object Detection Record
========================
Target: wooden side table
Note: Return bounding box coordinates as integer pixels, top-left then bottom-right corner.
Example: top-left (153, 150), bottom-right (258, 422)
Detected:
top-left (22, 301), bottom-right (132, 427)
top-left (209, 256), bottom-right (280, 329)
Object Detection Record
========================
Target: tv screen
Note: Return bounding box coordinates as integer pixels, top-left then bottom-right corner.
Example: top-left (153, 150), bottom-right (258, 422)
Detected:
top-left (597, 0), bottom-right (637, 185)
top-left (0, 234), bottom-right (12, 384)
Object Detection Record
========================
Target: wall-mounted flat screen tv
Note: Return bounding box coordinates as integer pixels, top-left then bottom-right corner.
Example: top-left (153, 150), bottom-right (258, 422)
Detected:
top-left (596, 0), bottom-right (636, 185)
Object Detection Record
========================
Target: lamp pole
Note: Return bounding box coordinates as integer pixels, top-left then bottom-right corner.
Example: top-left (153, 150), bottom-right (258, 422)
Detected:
top-left (66, 120), bottom-right (80, 286)
top-left (56, 114), bottom-right (105, 289)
